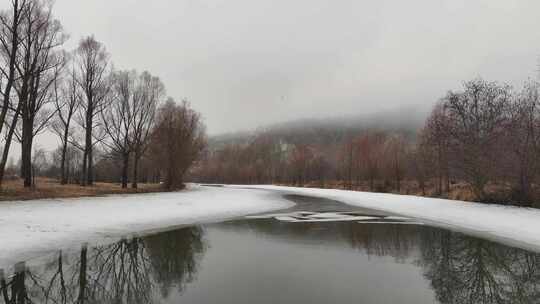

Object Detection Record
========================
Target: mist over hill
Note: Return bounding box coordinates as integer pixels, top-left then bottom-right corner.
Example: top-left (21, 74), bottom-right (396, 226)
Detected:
top-left (209, 106), bottom-right (429, 149)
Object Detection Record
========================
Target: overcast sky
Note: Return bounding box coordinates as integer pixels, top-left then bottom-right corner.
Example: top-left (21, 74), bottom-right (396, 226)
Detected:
top-left (4, 0), bottom-right (540, 153)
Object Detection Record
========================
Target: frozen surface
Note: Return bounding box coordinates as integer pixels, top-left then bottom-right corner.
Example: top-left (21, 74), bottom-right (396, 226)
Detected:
top-left (229, 185), bottom-right (540, 252)
top-left (0, 185), bottom-right (292, 268)
top-left (253, 211), bottom-right (382, 223)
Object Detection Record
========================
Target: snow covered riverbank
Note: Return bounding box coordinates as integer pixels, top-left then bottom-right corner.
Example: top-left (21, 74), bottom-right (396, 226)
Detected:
top-left (4, 183), bottom-right (540, 270)
top-left (0, 185), bottom-right (292, 268)
top-left (228, 185), bottom-right (540, 253)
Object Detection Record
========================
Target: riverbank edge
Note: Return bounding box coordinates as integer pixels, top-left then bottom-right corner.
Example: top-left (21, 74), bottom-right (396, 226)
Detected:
top-left (0, 178), bottom-right (177, 202)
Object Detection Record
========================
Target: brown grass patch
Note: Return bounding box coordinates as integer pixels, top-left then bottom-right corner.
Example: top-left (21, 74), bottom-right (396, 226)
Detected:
top-left (0, 177), bottom-right (166, 201)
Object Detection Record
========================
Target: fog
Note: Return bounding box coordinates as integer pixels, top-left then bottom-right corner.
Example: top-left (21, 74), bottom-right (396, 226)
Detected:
top-left (4, 0), bottom-right (540, 153)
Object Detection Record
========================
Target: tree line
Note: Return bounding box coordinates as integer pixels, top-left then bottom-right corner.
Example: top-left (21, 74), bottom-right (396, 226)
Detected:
top-left (0, 0), bottom-right (206, 190)
top-left (194, 78), bottom-right (540, 206)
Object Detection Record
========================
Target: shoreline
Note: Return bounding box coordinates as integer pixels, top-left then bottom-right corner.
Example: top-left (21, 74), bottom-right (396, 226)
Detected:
top-left (0, 185), bottom-right (293, 268)
top-left (0, 178), bottom-right (171, 202)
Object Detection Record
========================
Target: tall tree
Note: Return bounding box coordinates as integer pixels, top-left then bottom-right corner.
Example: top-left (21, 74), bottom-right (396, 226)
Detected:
top-left (14, 0), bottom-right (67, 187)
top-left (74, 35), bottom-right (110, 186)
top-left (151, 99), bottom-right (206, 189)
top-left (0, 0), bottom-right (29, 186)
top-left (51, 65), bottom-right (79, 184)
top-left (423, 103), bottom-right (451, 195)
top-left (102, 70), bottom-right (135, 188)
top-left (505, 81), bottom-right (540, 205)
top-left (130, 71), bottom-right (163, 188)
top-left (443, 79), bottom-right (512, 200)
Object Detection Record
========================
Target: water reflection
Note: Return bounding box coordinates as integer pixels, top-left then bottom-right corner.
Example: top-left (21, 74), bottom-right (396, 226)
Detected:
top-left (2, 219), bottom-right (540, 303)
top-left (0, 227), bottom-right (205, 304)
top-left (220, 219), bottom-right (422, 262)
top-left (420, 229), bottom-right (540, 304)
top-left (218, 219), bottom-right (540, 303)
top-left (145, 227), bottom-right (205, 298)
top-left (343, 223), bottom-right (421, 262)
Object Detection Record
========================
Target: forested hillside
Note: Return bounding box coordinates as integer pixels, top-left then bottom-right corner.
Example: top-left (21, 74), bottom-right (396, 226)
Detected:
top-left (193, 79), bottom-right (540, 207)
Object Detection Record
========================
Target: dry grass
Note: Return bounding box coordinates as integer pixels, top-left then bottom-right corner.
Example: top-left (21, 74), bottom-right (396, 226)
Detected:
top-left (0, 177), bottom-right (166, 201)
top-left (291, 179), bottom-right (482, 202)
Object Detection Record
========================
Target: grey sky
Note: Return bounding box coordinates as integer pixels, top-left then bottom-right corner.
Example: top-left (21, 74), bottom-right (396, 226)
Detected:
top-left (4, 0), bottom-right (540, 154)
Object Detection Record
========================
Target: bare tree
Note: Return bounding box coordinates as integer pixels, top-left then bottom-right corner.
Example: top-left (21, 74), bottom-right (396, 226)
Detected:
top-left (51, 65), bottom-right (79, 184)
top-left (150, 99), bottom-right (206, 189)
top-left (130, 71), bottom-right (163, 188)
top-left (411, 132), bottom-right (433, 196)
top-left (102, 70), bottom-right (135, 188)
top-left (357, 132), bottom-right (385, 191)
top-left (339, 138), bottom-right (355, 190)
top-left (31, 146), bottom-right (48, 185)
top-left (385, 134), bottom-right (407, 193)
top-left (423, 102), bottom-right (451, 195)
top-left (13, 0), bottom-right (67, 187)
top-left (0, 0), bottom-right (27, 136)
top-left (505, 81), bottom-right (540, 205)
top-left (0, 0), bottom-right (29, 186)
top-left (288, 144), bottom-right (313, 186)
top-left (74, 35), bottom-right (110, 186)
top-left (443, 78), bottom-right (512, 200)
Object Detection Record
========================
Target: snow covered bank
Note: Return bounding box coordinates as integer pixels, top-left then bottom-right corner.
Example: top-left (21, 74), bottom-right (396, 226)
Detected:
top-left (228, 185), bottom-right (540, 253)
top-left (5, 183), bottom-right (540, 270)
top-left (0, 185), bottom-right (292, 268)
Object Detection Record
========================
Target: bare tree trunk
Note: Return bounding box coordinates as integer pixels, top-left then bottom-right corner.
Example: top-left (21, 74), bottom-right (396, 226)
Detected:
top-left (121, 152), bottom-right (129, 188)
top-left (60, 142), bottom-right (68, 184)
top-left (21, 120), bottom-right (33, 188)
top-left (59, 125), bottom-right (71, 185)
top-left (395, 161), bottom-right (401, 193)
top-left (437, 147), bottom-right (443, 195)
top-left (131, 149), bottom-right (140, 189)
top-left (85, 113), bottom-right (93, 186)
top-left (87, 147), bottom-right (93, 185)
top-left (0, 107), bottom-right (21, 187)
top-left (81, 150), bottom-right (87, 186)
top-left (445, 164), bottom-right (450, 195)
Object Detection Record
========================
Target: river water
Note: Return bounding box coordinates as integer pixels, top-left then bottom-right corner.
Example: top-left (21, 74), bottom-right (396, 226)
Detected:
top-left (0, 195), bottom-right (538, 303)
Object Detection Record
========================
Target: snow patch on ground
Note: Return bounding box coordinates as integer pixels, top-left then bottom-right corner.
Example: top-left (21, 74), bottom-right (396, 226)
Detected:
top-left (229, 185), bottom-right (540, 252)
top-left (0, 185), bottom-right (292, 268)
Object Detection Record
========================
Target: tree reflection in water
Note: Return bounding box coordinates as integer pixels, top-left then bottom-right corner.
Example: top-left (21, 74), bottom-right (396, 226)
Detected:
top-left (342, 223), bottom-right (421, 262)
top-left (344, 222), bottom-right (540, 303)
top-left (144, 227), bottom-right (206, 298)
top-left (222, 219), bottom-right (540, 303)
top-left (2, 220), bottom-right (540, 304)
top-left (0, 226), bottom-right (205, 304)
top-left (420, 229), bottom-right (540, 304)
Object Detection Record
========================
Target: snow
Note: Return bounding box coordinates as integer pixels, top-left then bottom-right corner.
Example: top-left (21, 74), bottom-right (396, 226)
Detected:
top-left (228, 185), bottom-right (540, 253)
top-left (4, 182), bottom-right (540, 269)
top-left (252, 211), bottom-right (381, 223)
top-left (0, 185), bottom-right (293, 268)
top-left (245, 211), bottom-right (317, 219)
top-left (356, 221), bottom-right (424, 225)
top-left (279, 216), bottom-right (380, 223)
